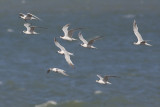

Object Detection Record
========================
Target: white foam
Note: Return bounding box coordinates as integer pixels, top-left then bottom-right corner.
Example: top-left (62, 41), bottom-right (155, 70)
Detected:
top-left (7, 29), bottom-right (14, 33)
top-left (35, 100), bottom-right (57, 107)
top-left (94, 90), bottom-right (102, 94)
top-left (123, 14), bottom-right (135, 19)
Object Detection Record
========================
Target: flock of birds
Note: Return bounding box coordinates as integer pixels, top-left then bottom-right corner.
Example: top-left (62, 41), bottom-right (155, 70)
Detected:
top-left (19, 13), bottom-right (152, 85)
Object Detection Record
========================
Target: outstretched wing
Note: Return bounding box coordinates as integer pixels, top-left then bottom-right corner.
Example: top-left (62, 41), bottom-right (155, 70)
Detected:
top-left (78, 32), bottom-right (88, 44)
top-left (97, 75), bottom-right (103, 80)
top-left (133, 20), bottom-right (144, 42)
top-left (24, 23), bottom-right (31, 31)
top-left (57, 69), bottom-right (69, 76)
top-left (62, 24), bottom-right (70, 37)
top-left (27, 13), bottom-right (41, 20)
top-left (68, 28), bottom-right (84, 38)
top-left (88, 36), bottom-right (103, 45)
top-left (54, 38), bottom-right (66, 51)
top-left (19, 13), bottom-right (25, 17)
top-left (104, 75), bottom-right (118, 81)
top-left (64, 52), bottom-right (74, 68)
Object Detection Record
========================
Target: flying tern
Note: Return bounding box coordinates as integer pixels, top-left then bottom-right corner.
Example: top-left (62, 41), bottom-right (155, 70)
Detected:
top-left (133, 20), bottom-right (152, 46)
top-left (78, 32), bottom-right (103, 49)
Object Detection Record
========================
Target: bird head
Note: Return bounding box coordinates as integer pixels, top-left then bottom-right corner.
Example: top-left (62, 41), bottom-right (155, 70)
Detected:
top-left (47, 69), bottom-right (51, 74)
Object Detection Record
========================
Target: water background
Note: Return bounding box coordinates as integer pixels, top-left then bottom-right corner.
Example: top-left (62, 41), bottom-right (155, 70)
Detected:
top-left (0, 0), bottom-right (160, 107)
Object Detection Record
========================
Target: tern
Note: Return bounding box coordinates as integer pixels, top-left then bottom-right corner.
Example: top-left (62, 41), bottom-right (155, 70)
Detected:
top-left (60, 24), bottom-right (84, 41)
top-left (96, 75), bottom-right (118, 85)
top-left (54, 37), bottom-right (74, 56)
top-left (133, 20), bottom-right (152, 46)
top-left (19, 13), bottom-right (41, 21)
top-left (78, 32), bottom-right (103, 49)
top-left (47, 68), bottom-right (69, 76)
top-left (23, 23), bottom-right (46, 34)
top-left (54, 38), bottom-right (74, 68)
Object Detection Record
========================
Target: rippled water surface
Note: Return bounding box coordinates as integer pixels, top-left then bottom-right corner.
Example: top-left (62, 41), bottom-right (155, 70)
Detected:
top-left (0, 0), bottom-right (160, 107)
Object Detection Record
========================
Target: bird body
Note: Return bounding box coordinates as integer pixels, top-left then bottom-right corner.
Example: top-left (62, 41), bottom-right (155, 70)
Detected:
top-left (133, 20), bottom-right (152, 46)
top-left (54, 37), bottom-right (74, 56)
top-left (19, 13), bottom-right (41, 21)
top-left (23, 23), bottom-right (38, 34)
top-left (78, 32), bottom-right (103, 49)
top-left (96, 75), bottom-right (118, 85)
top-left (23, 23), bottom-right (46, 35)
top-left (60, 24), bottom-right (83, 41)
top-left (47, 68), bottom-right (69, 76)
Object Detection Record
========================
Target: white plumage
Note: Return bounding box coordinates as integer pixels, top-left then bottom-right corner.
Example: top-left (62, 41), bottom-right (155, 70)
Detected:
top-left (47, 68), bottom-right (69, 76)
top-left (133, 20), bottom-right (152, 46)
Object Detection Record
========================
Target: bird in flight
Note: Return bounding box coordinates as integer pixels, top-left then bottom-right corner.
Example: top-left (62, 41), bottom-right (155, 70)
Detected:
top-left (60, 24), bottom-right (84, 41)
top-left (96, 75), bottom-right (118, 85)
top-left (47, 68), bottom-right (69, 76)
top-left (23, 23), bottom-right (46, 34)
top-left (54, 37), bottom-right (73, 56)
top-left (53, 38), bottom-right (74, 68)
top-left (78, 32), bottom-right (103, 49)
top-left (133, 20), bottom-right (152, 46)
top-left (19, 13), bottom-right (41, 21)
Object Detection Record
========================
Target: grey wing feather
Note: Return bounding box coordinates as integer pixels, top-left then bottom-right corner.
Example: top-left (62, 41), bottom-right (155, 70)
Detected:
top-left (68, 28), bottom-right (84, 37)
top-left (78, 32), bottom-right (88, 44)
top-left (88, 36), bottom-right (103, 45)
top-left (133, 20), bottom-right (144, 42)
top-left (104, 75), bottom-right (118, 81)
top-left (30, 26), bottom-right (35, 32)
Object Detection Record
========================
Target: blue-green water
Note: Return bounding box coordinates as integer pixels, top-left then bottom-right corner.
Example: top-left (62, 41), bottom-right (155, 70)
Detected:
top-left (0, 0), bottom-right (160, 107)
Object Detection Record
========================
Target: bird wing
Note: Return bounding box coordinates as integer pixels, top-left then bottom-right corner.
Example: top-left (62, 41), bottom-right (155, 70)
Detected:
top-left (104, 75), bottom-right (118, 81)
top-left (27, 13), bottom-right (41, 20)
top-left (57, 69), bottom-right (69, 76)
top-left (54, 38), bottom-right (66, 51)
top-left (68, 28), bottom-right (84, 38)
top-left (24, 23), bottom-right (31, 32)
top-left (62, 24), bottom-right (70, 37)
top-left (133, 20), bottom-right (144, 42)
top-left (19, 13), bottom-right (25, 17)
top-left (64, 52), bottom-right (74, 68)
top-left (97, 75), bottom-right (103, 80)
top-left (88, 36), bottom-right (103, 45)
top-left (78, 32), bottom-right (88, 44)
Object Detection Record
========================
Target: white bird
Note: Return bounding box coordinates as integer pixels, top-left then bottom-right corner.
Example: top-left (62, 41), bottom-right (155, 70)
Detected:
top-left (47, 68), bottom-right (69, 76)
top-left (133, 20), bottom-right (152, 46)
top-left (19, 13), bottom-right (41, 21)
top-left (23, 23), bottom-right (46, 34)
top-left (78, 32), bottom-right (103, 49)
top-left (96, 75), bottom-right (118, 85)
top-left (54, 38), bottom-right (74, 68)
top-left (60, 24), bottom-right (84, 41)
top-left (54, 37), bottom-right (74, 56)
